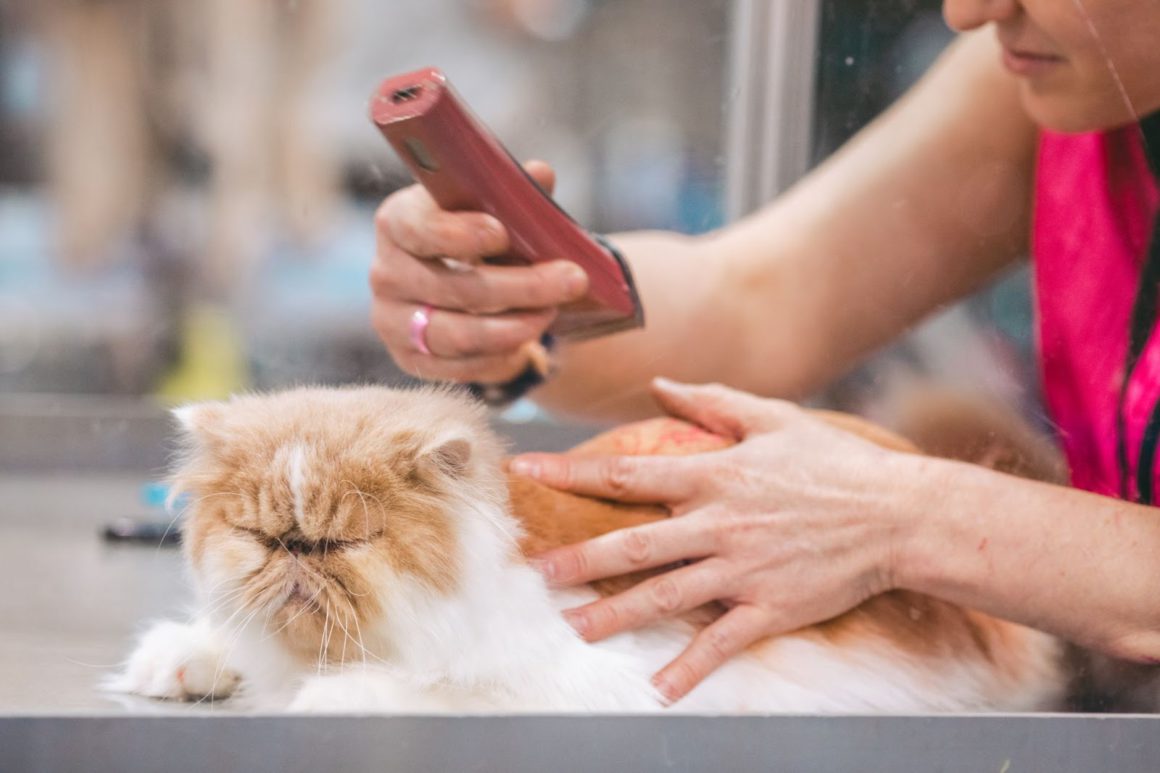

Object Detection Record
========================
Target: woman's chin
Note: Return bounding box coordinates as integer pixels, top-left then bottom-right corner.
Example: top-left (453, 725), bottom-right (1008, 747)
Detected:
top-left (1021, 84), bottom-right (1145, 134)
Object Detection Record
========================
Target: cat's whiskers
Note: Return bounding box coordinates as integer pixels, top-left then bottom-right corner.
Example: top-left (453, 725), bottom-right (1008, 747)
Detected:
top-left (324, 591), bottom-right (370, 670)
top-left (338, 592), bottom-right (388, 670)
top-left (341, 595), bottom-right (371, 670)
top-left (206, 553), bottom-right (286, 632)
top-left (263, 583), bottom-right (326, 639)
top-left (200, 575), bottom-right (261, 620)
top-left (153, 491), bottom-right (229, 557)
top-left (205, 587), bottom-right (265, 648)
top-left (157, 487), bottom-right (250, 557)
top-left (199, 584), bottom-right (253, 624)
top-left (336, 595), bottom-right (350, 667)
top-left (317, 597), bottom-right (334, 675)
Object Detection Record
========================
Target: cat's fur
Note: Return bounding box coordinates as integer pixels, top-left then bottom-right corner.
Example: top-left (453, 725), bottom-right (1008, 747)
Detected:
top-left (108, 385), bottom-right (1064, 712)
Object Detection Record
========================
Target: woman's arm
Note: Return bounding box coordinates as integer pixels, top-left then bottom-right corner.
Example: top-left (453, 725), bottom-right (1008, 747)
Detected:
top-left (514, 380), bottom-right (1160, 701)
top-left (370, 31), bottom-right (1036, 420)
top-left (534, 30), bottom-right (1039, 420)
top-left (896, 456), bottom-right (1160, 664)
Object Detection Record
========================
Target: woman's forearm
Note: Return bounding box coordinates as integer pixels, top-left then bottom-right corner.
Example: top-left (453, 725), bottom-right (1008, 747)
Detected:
top-left (534, 31), bottom-right (1036, 424)
top-left (532, 229), bottom-right (756, 421)
top-left (892, 454), bottom-right (1160, 662)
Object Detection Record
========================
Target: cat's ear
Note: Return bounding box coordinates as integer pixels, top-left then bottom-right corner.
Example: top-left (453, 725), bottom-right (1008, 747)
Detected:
top-left (171, 401), bottom-right (228, 444)
top-left (419, 436), bottom-right (473, 478)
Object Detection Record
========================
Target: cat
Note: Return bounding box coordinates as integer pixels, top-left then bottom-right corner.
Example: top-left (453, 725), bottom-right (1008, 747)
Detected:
top-left (107, 385), bottom-right (1064, 712)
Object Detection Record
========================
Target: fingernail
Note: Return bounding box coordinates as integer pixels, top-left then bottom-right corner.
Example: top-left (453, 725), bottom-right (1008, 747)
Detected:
top-left (561, 264), bottom-right (588, 297)
top-left (509, 458), bottom-right (541, 479)
top-left (651, 675), bottom-right (677, 706)
top-left (481, 216), bottom-right (504, 237)
top-left (653, 377), bottom-right (678, 391)
top-left (478, 218), bottom-right (504, 251)
top-left (563, 609), bottom-right (588, 636)
top-left (530, 558), bottom-right (555, 581)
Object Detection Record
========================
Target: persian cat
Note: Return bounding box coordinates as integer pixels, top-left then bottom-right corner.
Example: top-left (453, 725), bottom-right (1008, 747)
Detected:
top-left (108, 386), bottom-right (1063, 712)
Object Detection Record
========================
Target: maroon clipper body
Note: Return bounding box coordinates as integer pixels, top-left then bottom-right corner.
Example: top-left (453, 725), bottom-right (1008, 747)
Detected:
top-left (369, 67), bottom-right (644, 340)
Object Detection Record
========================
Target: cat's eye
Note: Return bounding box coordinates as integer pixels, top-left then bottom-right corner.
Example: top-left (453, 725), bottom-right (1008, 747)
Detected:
top-left (232, 525), bottom-right (268, 541)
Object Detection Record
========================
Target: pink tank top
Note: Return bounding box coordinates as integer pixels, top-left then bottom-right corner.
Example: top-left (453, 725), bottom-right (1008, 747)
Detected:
top-left (1035, 127), bottom-right (1160, 498)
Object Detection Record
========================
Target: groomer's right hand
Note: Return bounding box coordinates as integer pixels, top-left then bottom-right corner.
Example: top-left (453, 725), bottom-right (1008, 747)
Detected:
top-left (370, 160), bottom-right (589, 384)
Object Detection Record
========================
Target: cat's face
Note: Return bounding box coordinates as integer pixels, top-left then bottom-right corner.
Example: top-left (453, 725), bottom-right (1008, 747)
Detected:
top-left (172, 386), bottom-right (505, 665)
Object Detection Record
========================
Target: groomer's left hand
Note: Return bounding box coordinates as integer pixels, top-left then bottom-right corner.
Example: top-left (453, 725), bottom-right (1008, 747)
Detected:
top-left (509, 378), bottom-right (913, 704)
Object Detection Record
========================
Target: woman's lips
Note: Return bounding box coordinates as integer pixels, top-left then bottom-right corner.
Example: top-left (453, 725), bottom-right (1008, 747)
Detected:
top-left (1002, 46), bottom-right (1065, 76)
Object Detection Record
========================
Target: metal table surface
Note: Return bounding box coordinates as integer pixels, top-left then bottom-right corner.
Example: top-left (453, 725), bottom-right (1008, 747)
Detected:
top-left (3, 406), bottom-right (1160, 772)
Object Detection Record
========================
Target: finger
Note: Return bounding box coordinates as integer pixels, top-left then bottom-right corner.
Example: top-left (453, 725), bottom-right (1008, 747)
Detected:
top-left (375, 187), bottom-right (509, 263)
top-left (652, 605), bottom-right (771, 704)
top-left (524, 159), bottom-right (556, 196)
top-left (371, 252), bottom-right (588, 314)
top-left (532, 519), bottom-right (713, 587)
top-left (375, 302), bottom-right (556, 359)
top-left (562, 560), bottom-right (726, 641)
top-left (508, 452), bottom-right (700, 503)
top-left (650, 378), bottom-right (802, 440)
top-left (393, 347), bottom-right (536, 384)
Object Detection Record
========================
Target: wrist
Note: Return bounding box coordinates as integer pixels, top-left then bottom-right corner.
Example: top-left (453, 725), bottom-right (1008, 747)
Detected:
top-left (875, 451), bottom-right (963, 594)
top-left (467, 335), bottom-right (555, 407)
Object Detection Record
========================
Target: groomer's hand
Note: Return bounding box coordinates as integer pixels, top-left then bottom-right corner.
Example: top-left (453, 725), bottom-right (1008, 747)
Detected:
top-left (509, 379), bottom-right (911, 704)
top-left (369, 160), bottom-right (589, 384)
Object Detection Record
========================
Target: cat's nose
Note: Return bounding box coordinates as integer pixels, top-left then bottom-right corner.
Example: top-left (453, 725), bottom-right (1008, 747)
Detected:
top-left (281, 536), bottom-right (343, 556)
top-left (285, 538), bottom-right (312, 555)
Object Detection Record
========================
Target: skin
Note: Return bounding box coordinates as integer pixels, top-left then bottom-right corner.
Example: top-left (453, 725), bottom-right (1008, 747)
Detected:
top-left (371, 1), bottom-right (1160, 702)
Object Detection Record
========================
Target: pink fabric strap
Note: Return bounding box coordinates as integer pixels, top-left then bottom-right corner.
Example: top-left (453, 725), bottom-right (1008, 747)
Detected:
top-left (1034, 126), bottom-right (1160, 498)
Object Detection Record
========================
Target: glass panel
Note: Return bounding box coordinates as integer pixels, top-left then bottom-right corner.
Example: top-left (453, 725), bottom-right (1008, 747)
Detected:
top-left (814, 1), bottom-right (1043, 430)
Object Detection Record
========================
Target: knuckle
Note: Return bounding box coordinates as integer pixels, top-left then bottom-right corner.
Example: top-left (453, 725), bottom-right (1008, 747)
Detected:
top-left (454, 282), bottom-right (493, 315)
top-left (368, 261), bottom-right (400, 297)
top-left (438, 280), bottom-right (472, 313)
top-left (428, 217), bottom-right (459, 253)
top-left (566, 546), bottom-right (591, 581)
top-left (620, 528), bottom-right (653, 565)
top-left (591, 602), bottom-right (621, 633)
top-left (602, 457), bottom-right (638, 498)
top-left (378, 192), bottom-right (422, 244)
top-left (373, 197), bottom-right (397, 237)
top-left (443, 321), bottom-right (482, 357)
top-left (648, 576), bottom-right (683, 613)
top-left (701, 625), bottom-right (734, 661)
top-left (391, 210), bottom-right (421, 252)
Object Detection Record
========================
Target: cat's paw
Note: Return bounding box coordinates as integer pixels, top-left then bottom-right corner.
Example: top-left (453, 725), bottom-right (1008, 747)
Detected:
top-left (105, 620), bottom-right (242, 702)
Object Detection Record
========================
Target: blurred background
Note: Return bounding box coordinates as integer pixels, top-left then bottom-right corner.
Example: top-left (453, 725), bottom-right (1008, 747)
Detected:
top-left (0, 0), bottom-right (1042, 471)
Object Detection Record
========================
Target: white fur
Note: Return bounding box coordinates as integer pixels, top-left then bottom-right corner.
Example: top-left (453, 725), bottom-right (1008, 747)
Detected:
top-left (104, 619), bottom-right (241, 702)
top-left (111, 486), bottom-right (1062, 713)
top-left (286, 444), bottom-right (307, 525)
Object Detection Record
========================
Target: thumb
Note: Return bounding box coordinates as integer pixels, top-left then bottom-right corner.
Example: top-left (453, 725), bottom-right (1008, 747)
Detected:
top-left (524, 160), bottom-right (556, 196)
top-left (649, 378), bottom-right (798, 440)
